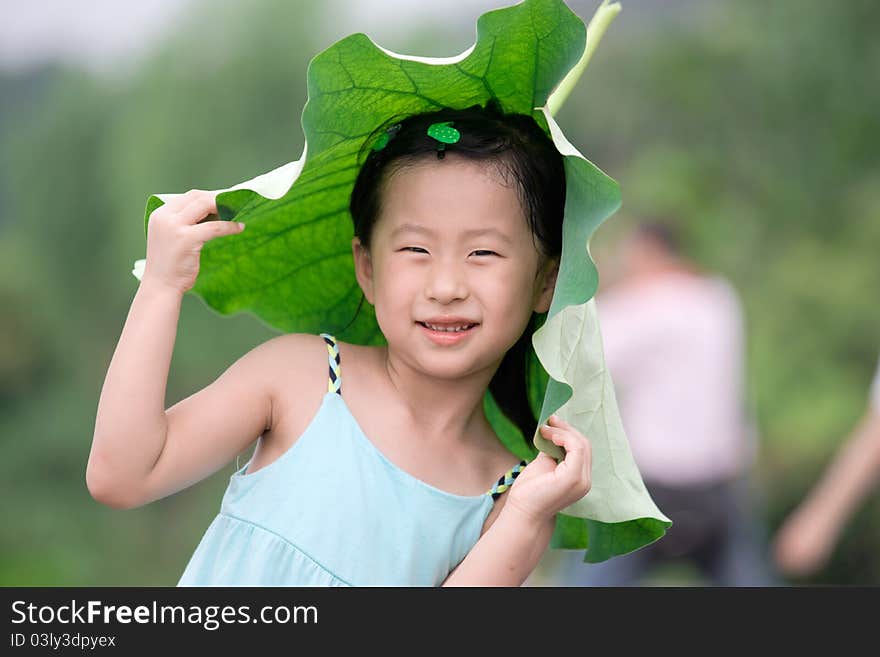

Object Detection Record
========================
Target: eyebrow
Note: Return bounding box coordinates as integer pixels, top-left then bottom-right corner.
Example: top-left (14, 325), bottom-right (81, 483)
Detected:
top-left (390, 223), bottom-right (513, 244)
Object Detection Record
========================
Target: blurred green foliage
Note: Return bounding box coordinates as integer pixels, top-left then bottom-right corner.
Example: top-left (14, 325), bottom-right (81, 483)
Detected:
top-left (0, 0), bottom-right (877, 585)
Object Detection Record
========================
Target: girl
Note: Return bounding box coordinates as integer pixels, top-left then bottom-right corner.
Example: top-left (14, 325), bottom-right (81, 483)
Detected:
top-left (87, 101), bottom-right (592, 586)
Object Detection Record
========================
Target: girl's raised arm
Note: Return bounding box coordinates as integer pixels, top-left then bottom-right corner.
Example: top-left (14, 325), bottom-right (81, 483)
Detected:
top-left (87, 190), bottom-right (266, 509)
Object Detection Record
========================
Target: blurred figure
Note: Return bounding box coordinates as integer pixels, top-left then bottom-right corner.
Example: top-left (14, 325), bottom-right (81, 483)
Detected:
top-left (556, 221), bottom-right (777, 586)
top-left (772, 356), bottom-right (880, 578)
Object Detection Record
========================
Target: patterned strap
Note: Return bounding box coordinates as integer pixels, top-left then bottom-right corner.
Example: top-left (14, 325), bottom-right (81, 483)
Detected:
top-left (487, 460), bottom-right (529, 500)
top-left (320, 333), bottom-right (342, 395)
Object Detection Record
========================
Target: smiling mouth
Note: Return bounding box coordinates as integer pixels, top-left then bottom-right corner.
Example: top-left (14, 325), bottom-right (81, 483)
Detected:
top-left (416, 321), bottom-right (479, 333)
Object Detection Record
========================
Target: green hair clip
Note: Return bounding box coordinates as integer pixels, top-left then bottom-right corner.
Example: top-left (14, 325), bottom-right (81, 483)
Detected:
top-left (427, 121), bottom-right (460, 158)
top-left (372, 123), bottom-right (402, 152)
top-left (372, 132), bottom-right (391, 152)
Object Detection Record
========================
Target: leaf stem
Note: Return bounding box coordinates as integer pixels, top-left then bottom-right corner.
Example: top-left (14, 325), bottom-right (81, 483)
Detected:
top-left (546, 0), bottom-right (622, 117)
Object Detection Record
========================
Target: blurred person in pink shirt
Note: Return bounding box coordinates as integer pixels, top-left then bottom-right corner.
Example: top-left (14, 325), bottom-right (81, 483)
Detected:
top-left (772, 356), bottom-right (880, 579)
top-left (556, 221), bottom-right (777, 586)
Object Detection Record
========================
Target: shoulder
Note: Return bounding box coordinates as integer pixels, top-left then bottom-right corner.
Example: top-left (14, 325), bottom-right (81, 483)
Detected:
top-left (263, 333), bottom-right (382, 429)
top-left (258, 333), bottom-right (328, 378)
top-left (256, 333), bottom-right (337, 430)
top-left (264, 331), bottom-right (385, 396)
top-left (703, 274), bottom-right (742, 304)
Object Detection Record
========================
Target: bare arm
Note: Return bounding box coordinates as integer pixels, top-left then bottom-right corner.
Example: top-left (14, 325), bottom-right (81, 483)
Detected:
top-left (87, 189), bottom-right (268, 509)
top-left (773, 409), bottom-right (880, 576)
top-left (443, 414), bottom-right (591, 586)
top-left (442, 505), bottom-right (555, 586)
top-left (87, 279), bottom-right (184, 506)
top-left (88, 280), bottom-right (285, 509)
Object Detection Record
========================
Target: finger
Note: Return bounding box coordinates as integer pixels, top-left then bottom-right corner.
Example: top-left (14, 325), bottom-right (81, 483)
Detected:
top-left (521, 452), bottom-right (558, 477)
top-left (161, 189), bottom-right (210, 213)
top-left (547, 414), bottom-right (574, 429)
top-left (540, 424), bottom-right (589, 454)
top-left (543, 418), bottom-right (591, 458)
top-left (191, 218), bottom-right (245, 243)
top-left (543, 426), bottom-right (592, 492)
top-left (540, 425), bottom-right (591, 475)
top-left (176, 193), bottom-right (219, 225)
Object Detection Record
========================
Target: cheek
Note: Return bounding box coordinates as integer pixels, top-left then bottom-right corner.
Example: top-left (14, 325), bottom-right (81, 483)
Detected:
top-left (382, 255), bottom-right (422, 288)
top-left (481, 266), bottom-right (537, 315)
top-left (371, 257), bottom-right (416, 309)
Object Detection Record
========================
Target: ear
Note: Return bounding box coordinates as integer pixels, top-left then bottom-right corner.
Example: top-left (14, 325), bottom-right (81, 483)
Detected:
top-left (533, 257), bottom-right (559, 314)
top-left (352, 236), bottom-right (375, 305)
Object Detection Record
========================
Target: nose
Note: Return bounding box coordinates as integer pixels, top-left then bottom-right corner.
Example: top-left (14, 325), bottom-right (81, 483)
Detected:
top-left (425, 258), bottom-right (469, 304)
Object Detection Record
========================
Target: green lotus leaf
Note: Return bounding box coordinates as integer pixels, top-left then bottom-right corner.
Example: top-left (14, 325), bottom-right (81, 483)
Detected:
top-left (136, 0), bottom-right (671, 563)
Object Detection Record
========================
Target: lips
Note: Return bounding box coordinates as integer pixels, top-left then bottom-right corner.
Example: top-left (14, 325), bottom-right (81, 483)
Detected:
top-left (417, 316), bottom-right (480, 330)
top-left (417, 321), bottom-right (479, 345)
top-left (417, 321), bottom-right (478, 332)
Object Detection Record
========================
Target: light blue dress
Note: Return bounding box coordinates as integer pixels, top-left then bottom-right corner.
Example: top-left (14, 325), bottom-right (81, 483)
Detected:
top-left (178, 333), bottom-right (528, 586)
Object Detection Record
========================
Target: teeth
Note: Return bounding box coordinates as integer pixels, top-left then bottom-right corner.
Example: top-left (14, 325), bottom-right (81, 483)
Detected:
top-left (424, 323), bottom-right (473, 332)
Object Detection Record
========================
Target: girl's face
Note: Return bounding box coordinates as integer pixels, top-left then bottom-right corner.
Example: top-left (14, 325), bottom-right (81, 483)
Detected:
top-left (352, 154), bottom-right (558, 379)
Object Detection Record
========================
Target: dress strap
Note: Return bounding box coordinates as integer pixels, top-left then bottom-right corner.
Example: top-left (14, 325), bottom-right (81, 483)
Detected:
top-left (319, 333), bottom-right (342, 396)
top-left (486, 459), bottom-right (529, 500)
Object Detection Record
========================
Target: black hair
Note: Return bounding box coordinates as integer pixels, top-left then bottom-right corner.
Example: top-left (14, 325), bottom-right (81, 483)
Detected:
top-left (347, 99), bottom-right (565, 450)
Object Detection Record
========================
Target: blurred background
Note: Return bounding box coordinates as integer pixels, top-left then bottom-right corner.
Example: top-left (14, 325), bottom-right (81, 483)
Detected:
top-left (1, 0), bottom-right (877, 586)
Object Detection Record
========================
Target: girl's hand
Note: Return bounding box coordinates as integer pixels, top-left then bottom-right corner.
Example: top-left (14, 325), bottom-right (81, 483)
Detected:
top-left (505, 414), bottom-right (592, 524)
top-left (141, 189), bottom-right (245, 296)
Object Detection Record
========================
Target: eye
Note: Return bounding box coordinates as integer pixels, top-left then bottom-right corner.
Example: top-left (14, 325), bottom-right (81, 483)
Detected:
top-left (400, 247), bottom-right (428, 253)
top-left (471, 250), bottom-right (499, 257)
